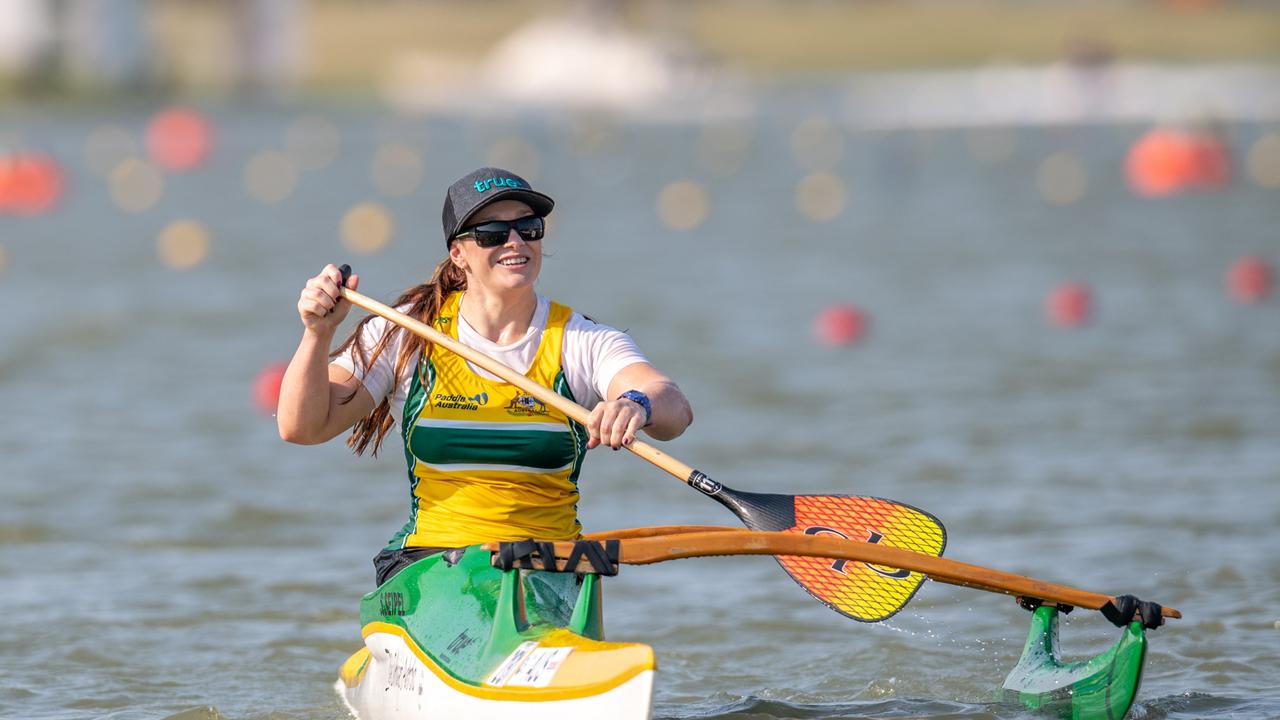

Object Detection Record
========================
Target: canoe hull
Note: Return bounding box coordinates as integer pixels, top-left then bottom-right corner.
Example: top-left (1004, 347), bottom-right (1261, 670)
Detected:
top-left (335, 546), bottom-right (654, 720)
top-left (336, 632), bottom-right (654, 720)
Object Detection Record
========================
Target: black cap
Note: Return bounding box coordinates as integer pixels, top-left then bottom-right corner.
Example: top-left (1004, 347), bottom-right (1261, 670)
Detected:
top-left (441, 167), bottom-right (555, 245)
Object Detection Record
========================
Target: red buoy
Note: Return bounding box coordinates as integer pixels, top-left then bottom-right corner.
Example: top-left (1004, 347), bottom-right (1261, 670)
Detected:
top-left (252, 362), bottom-right (289, 415)
top-left (814, 304), bottom-right (869, 346)
top-left (146, 107), bottom-right (212, 172)
top-left (1046, 283), bottom-right (1092, 328)
top-left (1188, 131), bottom-right (1231, 190)
top-left (1126, 129), bottom-right (1196, 197)
top-left (1227, 256), bottom-right (1273, 304)
top-left (0, 153), bottom-right (63, 215)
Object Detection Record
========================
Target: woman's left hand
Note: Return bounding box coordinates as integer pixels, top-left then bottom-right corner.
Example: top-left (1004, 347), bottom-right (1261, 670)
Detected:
top-left (585, 397), bottom-right (648, 450)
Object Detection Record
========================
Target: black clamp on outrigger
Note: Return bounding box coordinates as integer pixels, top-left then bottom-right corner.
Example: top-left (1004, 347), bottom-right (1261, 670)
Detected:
top-left (1017, 593), bottom-right (1164, 629)
top-left (1100, 594), bottom-right (1165, 630)
top-left (494, 539), bottom-right (621, 577)
top-left (1016, 596), bottom-right (1074, 615)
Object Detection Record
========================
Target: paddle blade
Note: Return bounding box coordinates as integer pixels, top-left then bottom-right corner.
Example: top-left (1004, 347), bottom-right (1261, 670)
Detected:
top-left (711, 487), bottom-right (946, 622)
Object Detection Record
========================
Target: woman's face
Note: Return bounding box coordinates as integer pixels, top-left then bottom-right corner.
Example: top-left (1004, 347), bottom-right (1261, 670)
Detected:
top-left (449, 199), bottom-right (543, 295)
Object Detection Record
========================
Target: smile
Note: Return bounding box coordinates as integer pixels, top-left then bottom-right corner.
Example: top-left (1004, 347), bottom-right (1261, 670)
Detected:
top-left (498, 257), bottom-right (528, 267)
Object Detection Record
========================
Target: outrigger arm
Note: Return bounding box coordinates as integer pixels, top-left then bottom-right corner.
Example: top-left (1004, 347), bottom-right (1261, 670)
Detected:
top-left (486, 528), bottom-right (1176, 719)
top-left (482, 527), bottom-right (1181, 622)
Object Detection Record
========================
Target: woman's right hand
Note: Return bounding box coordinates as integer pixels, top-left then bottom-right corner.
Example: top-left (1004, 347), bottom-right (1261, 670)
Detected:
top-left (297, 263), bottom-right (359, 334)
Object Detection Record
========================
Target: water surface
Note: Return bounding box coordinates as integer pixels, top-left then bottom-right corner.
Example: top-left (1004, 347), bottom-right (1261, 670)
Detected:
top-left (1, 103), bottom-right (1278, 719)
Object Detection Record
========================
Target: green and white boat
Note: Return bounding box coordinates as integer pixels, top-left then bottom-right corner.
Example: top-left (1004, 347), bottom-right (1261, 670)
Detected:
top-left (334, 529), bottom-right (1165, 720)
top-left (335, 544), bottom-right (654, 720)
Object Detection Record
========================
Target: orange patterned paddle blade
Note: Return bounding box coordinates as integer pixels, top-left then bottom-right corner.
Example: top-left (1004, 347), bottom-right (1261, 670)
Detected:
top-left (775, 495), bottom-right (946, 622)
top-left (701, 482), bottom-right (947, 622)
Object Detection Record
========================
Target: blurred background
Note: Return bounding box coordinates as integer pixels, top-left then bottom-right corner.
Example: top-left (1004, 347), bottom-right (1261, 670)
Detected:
top-left (2, 1), bottom-right (1278, 719)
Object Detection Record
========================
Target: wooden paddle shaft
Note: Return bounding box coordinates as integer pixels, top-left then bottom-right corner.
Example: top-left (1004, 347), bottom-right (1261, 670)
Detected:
top-left (490, 529), bottom-right (1182, 619)
top-left (340, 287), bottom-right (695, 481)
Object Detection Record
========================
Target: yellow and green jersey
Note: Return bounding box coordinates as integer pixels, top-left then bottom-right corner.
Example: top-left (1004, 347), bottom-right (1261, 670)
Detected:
top-left (385, 292), bottom-right (589, 549)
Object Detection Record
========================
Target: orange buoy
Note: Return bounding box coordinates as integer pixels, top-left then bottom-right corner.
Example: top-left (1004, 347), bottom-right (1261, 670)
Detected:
top-left (0, 153), bottom-right (64, 215)
top-left (1046, 283), bottom-right (1092, 328)
top-left (146, 107), bottom-right (212, 172)
top-left (814, 304), bottom-right (868, 346)
top-left (252, 362), bottom-right (289, 415)
top-left (1227, 256), bottom-right (1273, 304)
top-left (1125, 129), bottom-right (1197, 197)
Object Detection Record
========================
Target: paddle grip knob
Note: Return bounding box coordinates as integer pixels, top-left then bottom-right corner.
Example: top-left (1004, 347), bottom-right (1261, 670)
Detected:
top-left (338, 263), bottom-right (352, 290)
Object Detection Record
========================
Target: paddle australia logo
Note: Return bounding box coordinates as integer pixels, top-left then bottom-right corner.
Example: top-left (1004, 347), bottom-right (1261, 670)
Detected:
top-left (474, 177), bottom-right (526, 193)
top-left (433, 392), bottom-right (487, 411)
top-left (378, 591), bottom-right (406, 616)
top-left (803, 526), bottom-right (911, 580)
top-left (506, 393), bottom-right (548, 417)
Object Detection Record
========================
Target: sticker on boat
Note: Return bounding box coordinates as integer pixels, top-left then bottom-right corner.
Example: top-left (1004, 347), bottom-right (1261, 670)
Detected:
top-left (485, 641), bottom-right (573, 688)
top-left (506, 646), bottom-right (573, 687)
top-left (486, 641), bottom-right (537, 686)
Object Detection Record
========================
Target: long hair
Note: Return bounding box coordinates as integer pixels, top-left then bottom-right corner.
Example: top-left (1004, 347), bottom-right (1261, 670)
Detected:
top-left (332, 257), bottom-right (467, 456)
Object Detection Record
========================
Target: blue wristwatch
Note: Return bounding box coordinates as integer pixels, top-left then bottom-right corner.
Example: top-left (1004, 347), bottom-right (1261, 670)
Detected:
top-left (618, 390), bottom-right (653, 427)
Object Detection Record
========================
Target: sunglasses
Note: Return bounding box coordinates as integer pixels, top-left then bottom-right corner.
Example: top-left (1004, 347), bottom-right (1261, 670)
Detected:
top-left (454, 216), bottom-right (545, 248)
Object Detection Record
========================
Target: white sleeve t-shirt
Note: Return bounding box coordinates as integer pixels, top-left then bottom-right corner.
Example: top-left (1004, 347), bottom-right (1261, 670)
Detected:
top-left (332, 295), bottom-right (648, 429)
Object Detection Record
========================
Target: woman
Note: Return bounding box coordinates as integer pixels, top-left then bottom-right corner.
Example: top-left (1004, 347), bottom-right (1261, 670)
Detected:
top-left (277, 167), bottom-right (693, 585)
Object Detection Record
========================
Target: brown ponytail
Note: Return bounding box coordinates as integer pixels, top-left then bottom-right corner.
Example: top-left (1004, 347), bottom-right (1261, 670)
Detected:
top-left (331, 257), bottom-right (467, 456)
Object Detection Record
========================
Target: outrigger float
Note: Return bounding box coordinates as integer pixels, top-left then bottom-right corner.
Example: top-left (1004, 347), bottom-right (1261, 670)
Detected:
top-left (334, 273), bottom-right (1180, 720)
